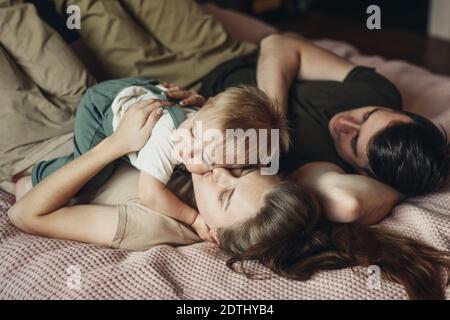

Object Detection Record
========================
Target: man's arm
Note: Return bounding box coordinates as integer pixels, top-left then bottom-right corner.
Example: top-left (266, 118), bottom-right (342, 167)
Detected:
top-left (257, 33), bottom-right (355, 118)
top-left (289, 162), bottom-right (403, 225)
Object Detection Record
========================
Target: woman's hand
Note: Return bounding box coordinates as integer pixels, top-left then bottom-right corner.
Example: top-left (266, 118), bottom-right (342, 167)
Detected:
top-left (110, 99), bottom-right (172, 155)
top-left (161, 82), bottom-right (206, 108)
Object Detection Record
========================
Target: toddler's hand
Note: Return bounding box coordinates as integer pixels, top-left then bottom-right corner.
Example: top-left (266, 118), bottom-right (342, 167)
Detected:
top-left (191, 213), bottom-right (213, 242)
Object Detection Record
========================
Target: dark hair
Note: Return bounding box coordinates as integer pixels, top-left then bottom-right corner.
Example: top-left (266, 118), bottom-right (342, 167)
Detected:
top-left (367, 111), bottom-right (450, 196)
top-left (220, 181), bottom-right (450, 300)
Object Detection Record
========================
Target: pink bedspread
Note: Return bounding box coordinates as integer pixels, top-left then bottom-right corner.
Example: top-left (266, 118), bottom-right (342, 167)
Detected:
top-left (1, 36), bottom-right (450, 299)
top-left (1, 184), bottom-right (450, 299)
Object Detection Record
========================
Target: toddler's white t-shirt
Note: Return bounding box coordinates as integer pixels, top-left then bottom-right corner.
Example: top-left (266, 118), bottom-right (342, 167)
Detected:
top-left (111, 85), bottom-right (196, 184)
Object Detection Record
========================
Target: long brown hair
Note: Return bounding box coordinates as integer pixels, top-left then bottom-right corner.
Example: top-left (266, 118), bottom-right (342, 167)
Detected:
top-left (219, 181), bottom-right (450, 300)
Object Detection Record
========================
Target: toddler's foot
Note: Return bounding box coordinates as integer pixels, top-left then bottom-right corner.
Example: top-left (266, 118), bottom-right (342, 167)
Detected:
top-left (15, 175), bottom-right (33, 202)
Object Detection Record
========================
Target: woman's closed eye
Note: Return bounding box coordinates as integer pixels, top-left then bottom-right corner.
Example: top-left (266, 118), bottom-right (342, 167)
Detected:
top-left (218, 188), bottom-right (235, 211)
top-left (218, 189), bottom-right (227, 204)
top-left (217, 168), bottom-right (257, 210)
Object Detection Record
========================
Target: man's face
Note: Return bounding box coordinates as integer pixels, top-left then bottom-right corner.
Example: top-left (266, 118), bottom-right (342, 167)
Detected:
top-left (328, 106), bottom-right (412, 174)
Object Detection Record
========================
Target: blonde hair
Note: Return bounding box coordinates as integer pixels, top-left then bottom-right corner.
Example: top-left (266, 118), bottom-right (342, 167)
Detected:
top-left (198, 85), bottom-right (289, 166)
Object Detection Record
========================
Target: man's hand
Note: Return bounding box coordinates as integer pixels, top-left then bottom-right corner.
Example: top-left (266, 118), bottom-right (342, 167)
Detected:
top-left (161, 82), bottom-right (206, 108)
top-left (191, 214), bottom-right (213, 242)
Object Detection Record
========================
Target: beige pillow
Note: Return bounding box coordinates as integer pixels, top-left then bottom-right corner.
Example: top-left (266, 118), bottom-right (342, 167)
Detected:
top-left (55, 0), bottom-right (257, 89)
top-left (0, 0), bottom-right (22, 8)
top-left (201, 3), bottom-right (279, 44)
top-left (0, 4), bottom-right (95, 182)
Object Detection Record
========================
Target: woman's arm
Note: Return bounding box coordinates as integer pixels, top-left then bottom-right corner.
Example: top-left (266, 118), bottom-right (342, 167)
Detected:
top-left (257, 33), bottom-right (355, 118)
top-left (8, 101), bottom-right (164, 245)
top-left (9, 138), bottom-right (125, 245)
top-left (289, 162), bottom-right (403, 225)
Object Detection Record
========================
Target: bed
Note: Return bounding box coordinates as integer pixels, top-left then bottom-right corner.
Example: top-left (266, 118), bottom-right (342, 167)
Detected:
top-left (1, 2), bottom-right (449, 299)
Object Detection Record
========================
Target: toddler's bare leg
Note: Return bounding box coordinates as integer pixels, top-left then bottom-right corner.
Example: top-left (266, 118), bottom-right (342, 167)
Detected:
top-left (15, 175), bottom-right (33, 202)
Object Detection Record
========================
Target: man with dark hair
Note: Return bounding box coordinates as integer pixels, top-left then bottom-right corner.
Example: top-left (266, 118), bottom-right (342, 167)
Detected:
top-left (367, 111), bottom-right (449, 196)
top-left (199, 34), bottom-right (450, 224)
top-left (325, 107), bottom-right (450, 197)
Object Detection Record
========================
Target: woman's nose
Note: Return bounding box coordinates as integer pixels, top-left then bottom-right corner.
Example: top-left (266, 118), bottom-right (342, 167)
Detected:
top-left (212, 167), bottom-right (233, 185)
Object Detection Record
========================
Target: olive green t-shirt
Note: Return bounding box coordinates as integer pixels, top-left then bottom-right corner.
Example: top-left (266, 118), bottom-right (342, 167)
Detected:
top-left (199, 57), bottom-right (402, 173)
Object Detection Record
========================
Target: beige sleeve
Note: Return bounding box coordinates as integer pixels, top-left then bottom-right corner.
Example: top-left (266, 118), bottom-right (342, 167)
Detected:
top-left (76, 162), bottom-right (200, 251)
top-left (111, 203), bottom-right (200, 251)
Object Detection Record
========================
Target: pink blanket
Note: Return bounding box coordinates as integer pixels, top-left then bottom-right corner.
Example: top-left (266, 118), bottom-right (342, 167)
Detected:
top-left (1, 184), bottom-right (450, 299)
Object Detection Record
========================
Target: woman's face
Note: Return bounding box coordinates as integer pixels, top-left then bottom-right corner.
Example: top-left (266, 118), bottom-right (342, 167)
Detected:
top-left (192, 168), bottom-right (278, 229)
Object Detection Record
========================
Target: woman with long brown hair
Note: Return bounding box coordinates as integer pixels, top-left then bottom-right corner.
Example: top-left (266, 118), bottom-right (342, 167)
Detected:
top-left (219, 180), bottom-right (450, 300)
